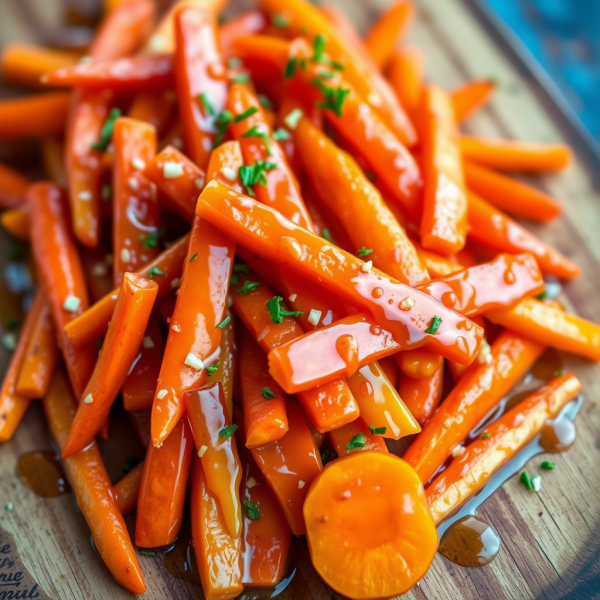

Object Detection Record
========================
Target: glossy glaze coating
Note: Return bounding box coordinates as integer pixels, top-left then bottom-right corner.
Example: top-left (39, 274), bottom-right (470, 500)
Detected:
top-left (328, 417), bottom-right (388, 456)
top-left (16, 450), bottom-right (69, 498)
top-left (398, 367), bottom-right (444, 428)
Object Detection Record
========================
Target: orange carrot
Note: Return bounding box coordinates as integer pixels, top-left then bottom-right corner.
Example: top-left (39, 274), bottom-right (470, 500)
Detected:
top-left (319, 5), bottom-right (370, 60)
top-left (328, 418), bottom-right (389, 456)
top-left (40, 136), bottom-right (67, 185)
top-left (451, 79), bottom-right (495, 123)
top-left (378, 354), bottom-right (400, 388)
top-left (398, 367), bottom-right (444, 427)
top-left (395, 347), bottom-right (443, 379)
top-left (0, 206), bottom-right (30, 240)
top-left (211, 309), bottom-right (235, 420)
top-left (42, 371), bottom-right (145, 593)
top-left (413, 241), bottom-right (463, 278)
top-left (128, 91), bottom-right (176, 137)
top-left (0, 162), bottom-right (30, 209)
top-left (113, 461), bottom-right (145, 515)
top-left (387, 46), bottom-right (424, 119)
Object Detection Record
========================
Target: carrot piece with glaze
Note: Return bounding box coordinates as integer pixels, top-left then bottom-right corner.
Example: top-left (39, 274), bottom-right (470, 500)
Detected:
top-left (451, 79), bottom-right (495, 123)
top-left (414, 241), bottom-right (463, 278)
top-left (387, 46), bottom-right (424, 120)
top-left (42, 371), bottom-right (145, 593)
top-left (319, 5), bottom-right (370, 60)
top-left (113, 461), bottom-right (145, 515)
top-left (328, 418), bottom-right (389, 456)
top-left (1, 207), bottom-right (30, 240)
top-left (0, 162), bottom-right (30, 209)
top-left (396, 347), bottom-right (443, 379)
top-left (398, 367), bottom-right (444, 428)
top-left (427, 374), bottom-right (582, 523)
top-left (136, 417), bottom-right (194, 547)
top-left (128, 91), bottom-right (176, 137)
top-left (419, 84), bottom-right (468, 255)
top-left (211, 310), bottom-right (235, 420)
top-left (63, 272), bottom-right (158, 457)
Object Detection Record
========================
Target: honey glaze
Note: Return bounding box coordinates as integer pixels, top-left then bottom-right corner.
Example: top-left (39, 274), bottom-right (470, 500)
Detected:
top-left (16, 450), bottom-right (70, 498)
top-left (162, 523), bottom-right (202, 587)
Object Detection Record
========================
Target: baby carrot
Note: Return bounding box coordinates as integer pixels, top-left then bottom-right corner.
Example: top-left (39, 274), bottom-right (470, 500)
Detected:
top-left (398, 367), bottom-right (444, 428)
top-left (387, 46), bottom-right (424, 120)
top-left (328, 418), bottom-right (389, 456)
top-left (210, 310), bottom-right (235, 419)
top-left (461, 135), bottom-right (573, 172)
top-left (113, 461), bottom-right (145, 515)
top-left (419, 84), bottom-right (468, 255)
top-left (42, 371), bottom-right (145, 594)
top-left (403, 329), bottom-right (545, 483)
top-left (427, 374), bottom-right (582, 523)
top-left (414, 242), bottom-right (463, 278)
top-left (0, 206), bottom-right (30, 240)
top-left (0, 162), bottom-right (30, 209)
top-left (396, 347), bottom-right (443, 379)
top-left (464, 161), bottom-right (562, 222)
top-left (63, 272), bottom-right (158, 457)
top-left (136, 417), bottom-right (194, 547)
top-left (15, 298), bottom-right (58, 398)
top-left (378, 355), bottom-right (400, 388)
top-left (451, 79), bottom-right (495, 123)
top-left (238, 325), bottom-right (289, 447)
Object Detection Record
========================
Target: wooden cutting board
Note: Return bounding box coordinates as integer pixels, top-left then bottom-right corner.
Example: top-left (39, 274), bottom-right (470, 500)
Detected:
top-left (1, 0), bottom-right (600, 598)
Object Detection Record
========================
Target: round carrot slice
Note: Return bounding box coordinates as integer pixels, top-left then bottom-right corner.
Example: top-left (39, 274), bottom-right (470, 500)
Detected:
top-left (303, 451), bottom-right (437, 599)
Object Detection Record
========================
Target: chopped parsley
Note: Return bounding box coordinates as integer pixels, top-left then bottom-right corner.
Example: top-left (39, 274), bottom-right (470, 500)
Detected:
top-left (284, 56), bottom-right (297, 79)
top-left (227, 57), bottom-right (242, 69)
top-left (321, 449), bottom-right (333, 465)
top-left (520, 471), bottom-right (533, 490)
top-left (258, 94), bottom-right (273, 109)
top-left (206, 362), bottom-right (220, 376)
top-left (266, 296), bottom-right (303, 324)
top-left (541, 461), bottom-right (556, 470)
top-left (237, 280), bottom-right (260, 295)
top-left (312, 78), bottom-right (350, 117)
top-left (242, 125), bottom-right (273, 155)
top-left (213, 109), bottom-right (233, 147)
top-left (140, 230), bottom-right (160, 249)
top-left (425, 315), bottom-right (442, 335)
top-left (139, 549), bottom-right (157, 557)
top-left (230, 274), bottom-right (240, 286)
top-left (234, 106), bottom-right (258, 123)
top-left (357, 247), bottom-right (372, 257)
top-left (536, 290), bottom-right (548, 300)
top-left (554, 368), bottom-right (565, 377)
top-left (273, 128), bottom-right (291, 141)
top-left (322, 229), bottom-right (332, 242)
top-left (261, 387), bottom-right (277, 399)
top-left (6, 317), bottom-right (20, 331)
top-left (148, 266), bottom-right (165, 279)
top-left (239, 160), bottom-right (277, 196)
top-left (271, 13), bottom-right (290, 27)
top-left (481, 432), bottom-right (491, 439)
top-left (317, 69), bottom-right (336, 79)
top-left (368, 426), bottom-right (386, 435)
top-left (189, 253), bottom-right (199, 262)
top-left (216, 316), bottom-right (231, 329)
top-left (244, 500), bottom-right (260, 520)
top-left (219, 424), bottom-right (239, 440)
top-left (199, 92), bottom-right (215, 116)
top-left (346, 433), bottom-right (366, 451)
top-left (91, 107), bottom-right (121, 151)
top-left (312, 33), bottom-right (327, 63)
top-left (232, 73), bottom-right (250, 83)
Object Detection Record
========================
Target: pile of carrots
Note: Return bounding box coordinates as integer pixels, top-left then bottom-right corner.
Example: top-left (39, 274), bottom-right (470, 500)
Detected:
top-left (0, 0), bottom-right (598, 598)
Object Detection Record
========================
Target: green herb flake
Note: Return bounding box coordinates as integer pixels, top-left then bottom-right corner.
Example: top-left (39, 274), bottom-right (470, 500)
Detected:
top-left (480, 432), bottom-right (491, 439)
top-left (216, 316), bottom-right (231, 329)
top-left (121, 455), bottom-right (141, 474)
top-left (148, 266), bottom-right (165, 279)
top-left (139, 549), bottom-right (157, 557)
top-left (271, 13), bottom-right (290, 27)
top-left (213, 109), bottom-right (233, 147)
top-left (101, 183), bottom-right (112, 201)
top-left (234, 106), bottom-right (258, 123)
top-left (520, 471), bottom-right (533, 490)
top-left (536, 290), bottom-right (548, 300)
top-left (317, 69), bottom-right (336, 79)
top-left (140, 230), bottom-right (160, 249)
top-left (541, 461), bottom-right (556, 470)
top-left (272, 128), bottom-right (291, 141)
top-left (346, 433), bottom-right (366, 452)
top-left (425, 315), bottom-right (442, 335)
top-left (266, 295), bottom-right (303, 324)
top-left (261, 387), bottom-right (277, 399)
top-left (312, 33), bottom-right (327, 63)
top-left (312, 79), bottom-right (350, 117)
top-left (321, 449), bottom-right (333, 465)
top-left (199, 92), bottom-right (215, 117)
top-left (244, 500), bottom-right (260, 520)
top-left (227, 57), bottom-right (242, 69)
top-left (238, 160), bottom-right (277, 195)
top-left (233, 262), bottom-right (249, 274)
top-left (237, 280), bottom-right (260, 295)
top-left (357, 247), bottom-right (372, 257)
top-left (91, 108), bottom-right (121, 151)
top-left (284, 56), bottom-right (297, 79)
top-left (242, 125), bottom-right (273, 155)
top-left (368, 426), bottom-right (386, 435)
top-left (206, 362), bottom-right (220, 376)
top-left (554, 368), bottom-right (565, 377)
top-left (322, 229), bottom-right (332, 242)
top-left (189, 253), bottom-right (199, 262)
top-left (258, 94), bottom-right (274, 109)
top-left (6, 318), bottom-right (21, 331)
top-left (219, 424), bottom-right (239, 440)
top-left (230, 273), bottom-right (240, 286)
top-left (232, 73), bottom-right (250, 84)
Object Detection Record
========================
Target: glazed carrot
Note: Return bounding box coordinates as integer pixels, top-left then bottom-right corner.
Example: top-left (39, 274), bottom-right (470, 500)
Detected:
top-left (63, 273), bottom-right (158, 457)
top-left (113, 461), bottom-right (145, 515)
top-left (414, 242), bottom-right (463, 278)
top-left (1, 207), bottom-right (30, 240)
top-left (210, 310), bottom-right (235, 420)
top-left (296, 118), bottom-right (429, 286)
top-left (230, 272), bottom-right (359, 432)
top-left (0, 92), bottom-right (71, 141)
top-left (396, 347), bottom-right (443, 379)
top-left (328, 418), bottom-right (389, 456)
top-left (403, 329), bottom-right (545, 483)
top-left (258, 0), bottom-right (417, 146)
top-left (136, 417), bottom-right (194, 547)
top-left (15, 299), bottom-right (58, 399)
top-left (464, 161), bottom-right (562, 221)
top-left (238, 326), bottom-right (289, 447)
top-left (150, 144), bottom-right (239, 446)
top-left (1, 44), bottom-right (78, 88)
top-left (468, 192), bottom-right (580, 279)
top-left (190, 456), bottom-right (243, 600)
top-left (346, 363), bottom-right (420, 439)
top-left (174, 5), bottom-right (227, 170)
top-left (419, 84), bottom-right (468, 255)
top-left (122, 311), bottom-right (165, 411)
top-left (319, 5), bottom-right (370, 60)
top-left (250, 399), bottom-right (322, 535)
top-left (427, 374), bottom-right (582, 523)
top-left (40, 136), bottom-right (67, 185)
top-left (487, 297), bottom-right (600, 361)
top-left (185, 382), bottom-right (242, 537)
top-left (387, 46), bottom-right (424, 119)
top-left (364, 0), bottom-right (415, 70)
top-left (0, 162), bottom-right (29, 209)
top-left (451, 79), bottom-right (495, 123)
top-left (42, 371), bottom-right (145, 593)
top-left (231, 34), bottom-right (289, 84)
top-left (304, 452), bottom-right (437, 599)
top-left (28, 183), bottom-right (96, 398)
top-left (235, 416), bottom-right (292, 587)
top-left (65, 233), bottom-right (189, 348)
top-left (198, 183), bottom-right (482, 364)
top-left (112, 117), bottom-right (158, 286)
top-left (398, 367), bottom-right (444, 428)
top-left (219, 11), bottom-right (267, 51)
top-left (378, 355), bottom-right (399, 388)
top-left (128, 91), bottom-right (176, 137)
top-left (461, 135), bottom-right (573, 172)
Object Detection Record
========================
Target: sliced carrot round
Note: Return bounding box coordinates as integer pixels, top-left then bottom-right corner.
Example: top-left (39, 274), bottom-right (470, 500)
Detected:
top-left (303, 451), bottom-right (437, 599)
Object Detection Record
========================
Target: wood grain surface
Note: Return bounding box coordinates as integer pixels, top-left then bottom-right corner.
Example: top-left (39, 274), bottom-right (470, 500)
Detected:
top-left (1, 1), bottom-right (600, 599)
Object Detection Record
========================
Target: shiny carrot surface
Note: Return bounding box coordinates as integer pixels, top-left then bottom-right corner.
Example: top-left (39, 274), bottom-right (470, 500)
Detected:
top-left (387, 46), bottom-right (424, 120)
top-left (211, 310), bottom-right (235, 420)
top-left (398, 367), bottom-right (444, 428)
top-left (451, 79), bottom-right (495, 123)
top-left (396, 347), bottom-right (443, 379)
top-left (328, 417), bottom-right (389, 456)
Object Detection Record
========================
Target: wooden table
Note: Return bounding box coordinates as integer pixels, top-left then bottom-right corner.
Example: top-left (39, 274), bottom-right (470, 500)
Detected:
top-left (1, 0), bottom-right (599, 598)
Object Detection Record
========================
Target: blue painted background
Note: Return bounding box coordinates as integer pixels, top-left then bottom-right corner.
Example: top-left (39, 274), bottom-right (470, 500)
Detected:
top-left (486, 0), bottom-right (600, 139)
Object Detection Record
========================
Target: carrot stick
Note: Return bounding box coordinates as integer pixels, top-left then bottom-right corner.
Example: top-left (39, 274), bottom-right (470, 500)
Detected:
top-left (238, 325), bottom-right (289, 447)
top-left (328, 418), bottom-right (389, 456)
top-left (378, 354), bottom-right (399, 387)
top-left (122, 311), bottom-right (165, 411)
top-left (185, 382), bottom-right (243, 537)
top-left (0, 162), bottom-right (30, 209)
top-left (63, 273), bottom-right (158, 457)
top-left (387, 46), bottom-right (424, 120)
top-left (135, 417), bottom-right (194, 547)
top-left (0, 92), bottom-right (71, 141)
top-left (296, 118), bottom-right (429, 286)
top-left (28, 183), bottom-right (96, 398)
top-left (468, 192), bottom-right (580, 279)
top-left (64, 233), bottom-right (189, 348)
top-left (113, 461), bottom-right (145, 515)
top-left (427, 374), bottom-right (582, 523)
top-left (396, 347), bottom-right (443, 379)
top-left (150, 143), bottom-right (239, 446)
top-left (398, 367), bottom-right (444, 428)
top-left (403, 329), bottom-right (545, 483)
top-left (451, 79), bottom-right (495, 123)
top-left (42, 371), bottom-right (145, 593)
top-left (0, 207), bottom-right (30, 240)
top-left (487, 297), bottom-right (600, 361)
top-left (219, 11), bottom-right (267, 51)
top-left (211, 310), bottom-right (235, 419)
top-left (464, 161), bottom-right (562, 222)
top-left (174, 5), bottom-right (227, 170)
top-left (15, 298), bottom-right (58, 398)
top-left (40, 136), bottom-right (67, 185)
top-left (250, 399), bottom-right (322, 535)
top-left (112, 117), bottom-right (158, 286)
top-left (190, 455), bottom-right (243, 600)
top-left (230, 271), bottom-right (359, 432)
top-left (419, 84), bottom-right (468, 255)
top-left (364, 0), bottom-right (415, 70)
top-left (413, 242), bottom-right (463, 278)
top-left (128, 91), bottom-right (176, 137)
top-left (1, 44), bottom-right (78, 88)
top-left (460, 135), bottom-right (572, 172)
